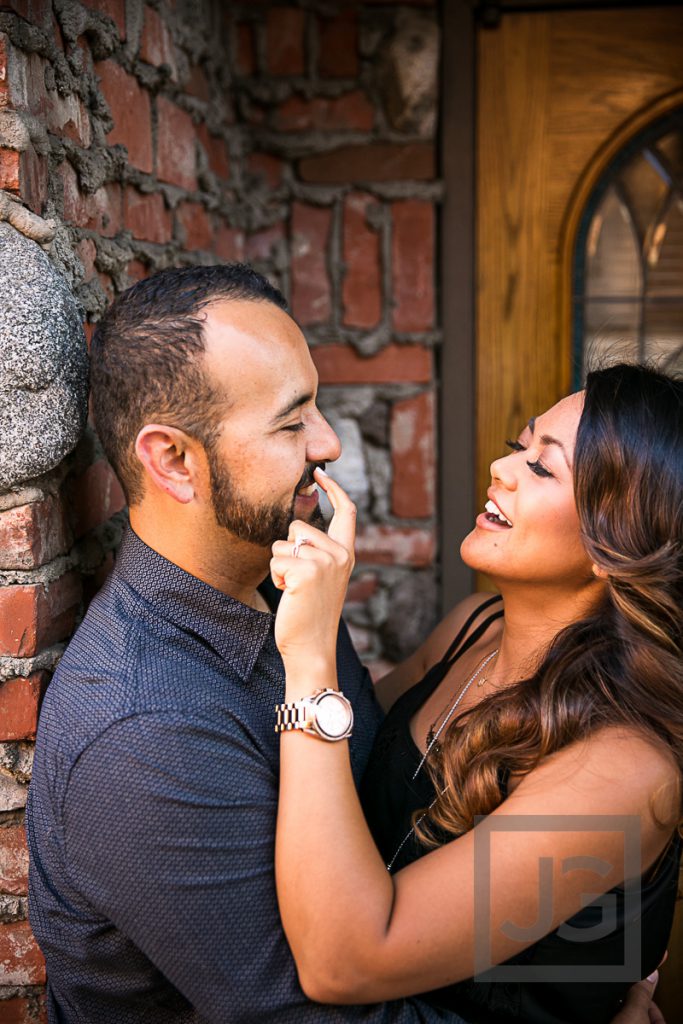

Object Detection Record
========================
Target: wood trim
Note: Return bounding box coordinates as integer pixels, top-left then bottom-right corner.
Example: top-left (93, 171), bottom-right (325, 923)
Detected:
top-left (558, 87), bottom-right (683, 391)
top-left (439, 0), bottom-right (477, 612)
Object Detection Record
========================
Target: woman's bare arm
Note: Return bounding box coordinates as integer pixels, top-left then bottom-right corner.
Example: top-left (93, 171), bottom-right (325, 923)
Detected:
top-left (271, 472), bottom-right (679, 1005)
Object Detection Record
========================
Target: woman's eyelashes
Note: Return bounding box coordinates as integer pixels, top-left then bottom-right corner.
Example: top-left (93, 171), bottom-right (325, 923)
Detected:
top-left (504, 439), bottom-right (554, 478)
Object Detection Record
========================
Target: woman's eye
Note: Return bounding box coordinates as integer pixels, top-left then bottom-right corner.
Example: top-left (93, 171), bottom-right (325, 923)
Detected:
top-left (526, 459), bottom-right (553, 478)
top-left (505, 439), bottom-right (525, 452)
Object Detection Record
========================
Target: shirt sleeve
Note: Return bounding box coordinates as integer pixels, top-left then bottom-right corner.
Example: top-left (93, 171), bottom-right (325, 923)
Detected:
top-left (63, 712), bottom-right (458, 1024)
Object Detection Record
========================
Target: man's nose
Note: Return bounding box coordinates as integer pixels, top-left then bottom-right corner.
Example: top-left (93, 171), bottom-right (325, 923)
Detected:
top-left (307, 410), bottom-right (342, 464)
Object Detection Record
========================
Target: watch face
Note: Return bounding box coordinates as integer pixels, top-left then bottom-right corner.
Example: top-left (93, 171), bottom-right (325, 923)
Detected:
top-left (315, 692), bottom-right (352, 739)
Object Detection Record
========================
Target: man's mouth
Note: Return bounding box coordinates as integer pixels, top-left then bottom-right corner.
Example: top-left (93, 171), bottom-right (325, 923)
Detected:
top-left (484, 499), bottom-right (512, 527)
top-left (296, 483), bottom-right (318, 499)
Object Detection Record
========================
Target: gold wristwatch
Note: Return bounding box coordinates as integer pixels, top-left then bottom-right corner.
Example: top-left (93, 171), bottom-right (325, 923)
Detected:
top-left (274, 688), bottom-right (353, 742)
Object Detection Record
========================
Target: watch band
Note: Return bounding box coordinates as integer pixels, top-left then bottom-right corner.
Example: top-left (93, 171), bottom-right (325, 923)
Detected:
top-left (275, 700), bottom-right (309, 732)
top-left (274, 688), bottom-right (353, 741)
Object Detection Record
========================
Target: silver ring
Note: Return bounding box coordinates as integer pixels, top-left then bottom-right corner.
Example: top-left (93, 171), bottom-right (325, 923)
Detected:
top-left (292, 537), bottom-right (309, 558)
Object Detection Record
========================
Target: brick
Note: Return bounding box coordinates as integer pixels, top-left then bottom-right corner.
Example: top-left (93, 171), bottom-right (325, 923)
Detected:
top-left (235, 22), bottom-right (256, 76)
top-left (391, 391), bottom-right (435, 517)
top-left (318, 10), bottom-right (358, 78)
top-left (0, 921), bottom-right (46, 985)
top-left (176, 201), bottom-right (213, 251)
top-left (197, 123), bottom-right (230, 180)
top-left (59, 162), bottom-right (122, 235)
top-left (0, 674), bottom-right (48, 741)
top-left (140, 5), bottom-right (177, 79)
top-left (82, 550), bottom-right (114, 607)
top-left (266, 8), bottom-right (305, 75)
top-left (186, 64), bottom-right (209, 102)
top-left (124, 187), bottom-right (171, 243)
top-left (312, 344), bottom-right (432, 384)
top-left (76, 237), bottom-right (97, 280)
top-left (45, 91), bottom-right (91, 147)
top-left (0, 573), bottom-right (80, 659)
top-left (291, 202), bottom-right (331, 325)
top-left (355, 525), bottom-right (434, 566)
top-left (347, 622), bottom-right (372, 654)
top-left (245, 222), bottom-right (285, 262)
top-left (342, 192), bottom-right (381, 328)
top-left (214, 224), bottom-right (245, 262)
top-left (346, 572), bottom-right (378, 604)
top-left (96, 60), bottom-right (152, 172)
top-left (0, 147), bottom-right (20, 191)
top-left (126, 259), bottom-right (148, 284)
top-left (299, 142), bottom-right (435, 184)
top-left (67, 459), bottom-right (126, 539)
top-left (18, 144), bottom-right (48, 213)
top-left (248, 152), bottom-right (283, 188)
top-left (0, 498), bottom-right (69, 571)
top-left (98, 271), bottom-right (114, 304)
top-left (273, 91), bottom-right (373, 133)
top-left (82, 0), bottom-right (126, 39)
top-left (156, 96), bottom-right (197, 190)
top-left (392, 200), bottom-right (435, 332)
top-left (0, 587), bottom-right (37, 656)
top-left (0, 994), bottom-right (46, 1023)
top-left (0, 33), bottom-right (11, 110)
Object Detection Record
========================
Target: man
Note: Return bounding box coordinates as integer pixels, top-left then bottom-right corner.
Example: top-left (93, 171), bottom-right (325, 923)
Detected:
top-left (26, 265), bottom-right (664, 1024)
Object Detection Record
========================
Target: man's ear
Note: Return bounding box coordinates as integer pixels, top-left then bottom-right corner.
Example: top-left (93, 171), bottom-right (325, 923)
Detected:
top-left (135, 424), bottom-right (202, 504)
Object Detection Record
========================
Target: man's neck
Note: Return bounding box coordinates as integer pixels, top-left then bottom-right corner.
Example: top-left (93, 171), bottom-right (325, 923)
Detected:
top-left (129, 507), bottom-right (272, 610)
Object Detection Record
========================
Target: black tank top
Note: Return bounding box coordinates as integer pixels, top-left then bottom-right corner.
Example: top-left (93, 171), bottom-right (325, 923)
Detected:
top-left (359, 596), bottom-right (681, 1024)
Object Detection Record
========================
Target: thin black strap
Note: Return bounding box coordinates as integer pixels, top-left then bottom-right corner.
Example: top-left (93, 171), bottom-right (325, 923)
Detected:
top-left (439, 594), bottom-right (503, 666)
top-left (443, 608), bottom-right (504, 671)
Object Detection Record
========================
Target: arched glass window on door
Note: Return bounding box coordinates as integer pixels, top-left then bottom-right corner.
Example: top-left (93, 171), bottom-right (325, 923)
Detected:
top-left (573, 108), bottom-right (683, 386)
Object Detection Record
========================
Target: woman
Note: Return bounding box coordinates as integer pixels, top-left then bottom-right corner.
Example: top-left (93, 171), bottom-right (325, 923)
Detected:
top-left (270, 363), bottom-right (682, 1024)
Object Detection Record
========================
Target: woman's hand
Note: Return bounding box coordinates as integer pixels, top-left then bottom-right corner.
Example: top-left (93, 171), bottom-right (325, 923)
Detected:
top-left (271, 469), bottom-right (356, 684)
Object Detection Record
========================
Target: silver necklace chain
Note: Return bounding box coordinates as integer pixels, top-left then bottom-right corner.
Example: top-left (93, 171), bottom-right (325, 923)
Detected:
top-left (385, 648), bottom-right (500, 872)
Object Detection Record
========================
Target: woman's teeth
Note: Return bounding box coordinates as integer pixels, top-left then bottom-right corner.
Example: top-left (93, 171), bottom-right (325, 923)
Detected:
top-left (484, 499), bottom-right (512, 527)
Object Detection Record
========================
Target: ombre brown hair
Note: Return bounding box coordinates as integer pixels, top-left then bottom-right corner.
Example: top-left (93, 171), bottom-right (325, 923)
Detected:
top-left (417, 363), bottom-right (683, 844)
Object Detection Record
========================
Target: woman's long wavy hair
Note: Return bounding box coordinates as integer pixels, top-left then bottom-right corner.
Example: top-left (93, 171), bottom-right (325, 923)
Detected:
top-left (416, 363), bottom-right (683, 844)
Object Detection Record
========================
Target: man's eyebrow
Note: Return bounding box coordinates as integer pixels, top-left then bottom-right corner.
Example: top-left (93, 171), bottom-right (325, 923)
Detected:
top-left (270, 392), bottom-right (313, 425)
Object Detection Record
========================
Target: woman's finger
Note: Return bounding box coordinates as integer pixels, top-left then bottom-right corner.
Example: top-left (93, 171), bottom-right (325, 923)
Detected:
top-left (313, 467), bottom-right (356, 553)
top-left (610, 973), bottom-right (660, 1024)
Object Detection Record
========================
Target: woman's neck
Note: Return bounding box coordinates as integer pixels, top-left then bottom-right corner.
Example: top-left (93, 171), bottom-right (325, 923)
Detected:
top-left (488, 579), bottom-right (605, 686)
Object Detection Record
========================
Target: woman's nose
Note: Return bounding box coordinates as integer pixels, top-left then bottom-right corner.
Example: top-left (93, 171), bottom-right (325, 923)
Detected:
top-left (489, 452), bottom-right (517, 489)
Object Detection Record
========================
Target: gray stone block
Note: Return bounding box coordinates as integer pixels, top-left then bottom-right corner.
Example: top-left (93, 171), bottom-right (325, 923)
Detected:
top-left (0, 222), bottom-right (88, 491)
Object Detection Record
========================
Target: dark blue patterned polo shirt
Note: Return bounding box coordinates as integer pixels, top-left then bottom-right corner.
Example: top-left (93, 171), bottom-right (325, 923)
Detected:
top-left (26, 527), bottom-right (458, 1024)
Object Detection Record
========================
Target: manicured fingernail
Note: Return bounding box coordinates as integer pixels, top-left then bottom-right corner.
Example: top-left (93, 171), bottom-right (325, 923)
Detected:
top-left (647, 970), bottom-right (659, 984)
top-left (315, 467), bottom-right (328, 476)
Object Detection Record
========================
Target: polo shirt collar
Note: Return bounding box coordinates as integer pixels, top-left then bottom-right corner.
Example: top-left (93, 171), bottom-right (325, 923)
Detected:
top-left (114, 525), bottom-right (275, 682)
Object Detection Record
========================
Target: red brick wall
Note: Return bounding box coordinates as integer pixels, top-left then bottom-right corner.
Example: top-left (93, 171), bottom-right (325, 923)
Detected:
top-left (0, 0), bottom-right (440, 1010)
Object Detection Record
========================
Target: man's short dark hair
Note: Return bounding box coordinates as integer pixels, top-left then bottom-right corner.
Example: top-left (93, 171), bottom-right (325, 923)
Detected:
top-left (90, 263), bottom-right (288, 503)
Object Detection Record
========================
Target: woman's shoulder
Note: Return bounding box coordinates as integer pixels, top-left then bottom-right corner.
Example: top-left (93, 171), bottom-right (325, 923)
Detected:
top-left (373, 592), bottom-right (503, 712)
top-left (509, 725), bottom-right (681, 861)
top-left (423, 591), bottom-right (504, 665)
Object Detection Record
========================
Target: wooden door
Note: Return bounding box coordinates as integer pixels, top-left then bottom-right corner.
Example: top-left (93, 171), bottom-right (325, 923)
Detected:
top-left (476, 6), bottom-right (683, 1014)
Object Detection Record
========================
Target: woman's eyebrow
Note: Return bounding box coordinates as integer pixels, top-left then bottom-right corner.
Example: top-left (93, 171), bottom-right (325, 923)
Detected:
top-left (527, 417), bottom-right (571, 468)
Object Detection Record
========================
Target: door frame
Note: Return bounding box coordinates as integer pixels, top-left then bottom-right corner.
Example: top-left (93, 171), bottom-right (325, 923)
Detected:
top-left (439, 1), bottom-right (683, 614)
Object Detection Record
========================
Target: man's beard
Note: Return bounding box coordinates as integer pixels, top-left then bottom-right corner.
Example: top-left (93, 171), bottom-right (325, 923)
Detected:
top-left (206, 445), bottom-right (326, 547)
